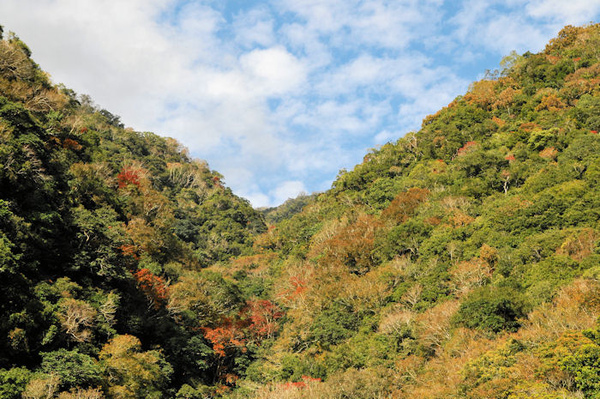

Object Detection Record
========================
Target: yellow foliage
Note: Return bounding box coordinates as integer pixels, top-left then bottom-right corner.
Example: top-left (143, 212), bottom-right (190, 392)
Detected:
top-left (449, 209), bottom-right (475, 227)
top-left (22, 374), bottom-right (61, 399)
top-left (166, 160), bottom-right (210, 190)
top-left (493, 87), bottom-right (522, 115)
top-left (520, 279), bottom-right (600, 342)
top-left (465, 79), bottom-right (498, 110)
top-left (167, 273), bottom-right (229, 327)
top-left (520, 121), bottom-right (541, 132)
top-left (57, 388), bottom-right (104, 399)
top-left (556, 228), bottom-right (599, 261)
top-left (317, 213), bottom-right (381, 275)
top-left (480, 244), bottom-right (499, 267)
top-left (561, 63), bottom-right (600, 101)
top-left (332, 269), bottom-right (391, 312)
top-left (251, 367), bottom-right (395, 399)
top-left (491, 115), bottom-right (506, 127)
top-left (99, 334), bottom-right (169, 398)
top-left (535, 93), bottom-right (566, 112)
top-left (224, 253), bottom-right (277, 277)
top-left (125, 217), bottom-right (164, 256)
top-left (0, 40), bottom-right (34, 80)
top-left (274, 260), bottom-right (313, 309)
top-left (398, 328), bottom-right (491, 398)
top-left (415, 300), bottom-right (460, 351)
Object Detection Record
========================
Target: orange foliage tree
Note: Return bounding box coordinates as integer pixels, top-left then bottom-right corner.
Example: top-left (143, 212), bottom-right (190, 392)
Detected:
top-left (133, 268), bottom-right (168, 310)
top-left (243, 299), bottom-right (284, 340)
top-left (202, 299), bottom-right (284, 357)
top-left (202, 318), bottom-right (248, 358)
top-left (465, 79), bottom-right (497, 109)
top-left (320, 213), bottom-right (382, 275)
top-left (381, 188), bottom-right (430, 224)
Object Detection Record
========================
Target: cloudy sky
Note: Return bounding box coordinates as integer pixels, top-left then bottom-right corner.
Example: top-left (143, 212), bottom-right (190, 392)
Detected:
top-left (1, 1), bottom-right (600, 206)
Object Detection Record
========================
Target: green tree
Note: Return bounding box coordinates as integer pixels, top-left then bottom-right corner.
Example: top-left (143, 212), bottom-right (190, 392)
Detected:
top-left (38, 349), bottom-right (102, 391)
top-left (453, 287), bottom-right (526, 333)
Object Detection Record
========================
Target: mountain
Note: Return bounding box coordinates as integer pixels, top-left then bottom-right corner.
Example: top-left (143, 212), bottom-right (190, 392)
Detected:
top-left (224, 23), bottom-right (600, 398)
top-left (2, 23), bottom-right (600, 398)
top-left (0, 29), bottom-right (266, 398)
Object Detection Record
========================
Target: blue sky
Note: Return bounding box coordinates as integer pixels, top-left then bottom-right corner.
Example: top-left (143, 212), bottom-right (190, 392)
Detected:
top-left (1, 0), bottom-right (600, 207)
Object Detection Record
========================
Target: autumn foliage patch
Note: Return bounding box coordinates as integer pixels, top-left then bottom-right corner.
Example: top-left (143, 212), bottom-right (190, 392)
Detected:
top-left (117, 167), bottom-right (142, 189)
top-left (202, 299), bottom-right (283, 357)
top-left (133, 268), bottom-right (168, 309)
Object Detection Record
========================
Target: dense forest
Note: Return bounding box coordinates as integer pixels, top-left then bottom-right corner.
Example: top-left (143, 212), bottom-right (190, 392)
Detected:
top-left (1, 22), bottom-right (600, 398)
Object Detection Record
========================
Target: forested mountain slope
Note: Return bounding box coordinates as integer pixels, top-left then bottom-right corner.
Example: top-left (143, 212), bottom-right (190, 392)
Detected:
top-left (0, 29), bottom-right (267, 398)
top-left (2, 22), bottom-right (600, 399)
top-left (222, 24), bottom-right (600, 398)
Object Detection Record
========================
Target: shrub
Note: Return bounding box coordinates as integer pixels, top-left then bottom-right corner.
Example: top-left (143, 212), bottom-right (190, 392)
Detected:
top-left (453, 287), bottom-right (527, 333)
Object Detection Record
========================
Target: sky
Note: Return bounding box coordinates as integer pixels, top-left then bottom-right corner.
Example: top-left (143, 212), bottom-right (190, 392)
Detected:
top-left (1, 1), bottom-right (600, 207)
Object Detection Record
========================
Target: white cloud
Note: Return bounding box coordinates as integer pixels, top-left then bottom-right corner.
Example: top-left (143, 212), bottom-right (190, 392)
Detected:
top-left (272, 180), bottom-right (307, 205)
top-left (526, 0), bottom-right (600, 24)
top-left (278, 0), bottom-right (443, 50)
top-left (314, 54), bottom-right (391, 96)
top-left (240, 47), bottom-right (308, 96)
top-left (375, 130), bottom-right (402, 144)
top-left (279, 22), bottom-right (333, 69)
top-left (289, 99), bottom-right (386, 138)
top-left (447, 0), bottom-right (600, 57)
top-left (487, 14), bottom-right (549, 54)
top-left (233, 7), bottom-right (276, 49)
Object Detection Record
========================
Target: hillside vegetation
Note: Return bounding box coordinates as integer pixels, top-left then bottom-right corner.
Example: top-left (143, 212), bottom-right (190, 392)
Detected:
top-left (0, 29), bottom-right (266, 398)
top-left (1, 23), bottom-right (600, 398)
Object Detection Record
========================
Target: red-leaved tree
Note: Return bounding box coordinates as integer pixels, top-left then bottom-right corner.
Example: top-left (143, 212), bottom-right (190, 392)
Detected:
top-left (243, 299), bottom-right (284, 340)
top-left (133, 268), bottom-right (168, 310)
top-left (118, 167), bottom-right (141, 189)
